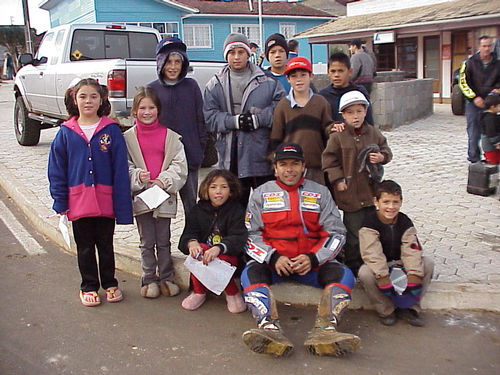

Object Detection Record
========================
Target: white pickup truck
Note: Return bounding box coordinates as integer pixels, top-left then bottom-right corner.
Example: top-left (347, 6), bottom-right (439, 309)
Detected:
top-left (14, 23), bottom-right (224, 146)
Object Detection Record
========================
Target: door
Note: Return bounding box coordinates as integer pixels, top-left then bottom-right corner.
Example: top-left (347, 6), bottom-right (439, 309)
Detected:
top-left (424, 36), bottom-right (440, 93)
top-left (452, 32), bottom-right (468, 73)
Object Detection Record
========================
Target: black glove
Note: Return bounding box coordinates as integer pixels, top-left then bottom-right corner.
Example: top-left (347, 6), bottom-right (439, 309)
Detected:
top-left (238, 113), bottom-right (258, 132)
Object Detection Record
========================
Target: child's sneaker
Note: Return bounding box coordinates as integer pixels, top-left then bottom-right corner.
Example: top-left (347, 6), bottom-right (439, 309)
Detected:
top-left (141, 283), bottom-right (160, 298)
top-left (160, 280), bottom-right (180, 297)
top-left (181, 292), bottom-right (206, 310)
top-left (225, 293), bottom-right (246, 313)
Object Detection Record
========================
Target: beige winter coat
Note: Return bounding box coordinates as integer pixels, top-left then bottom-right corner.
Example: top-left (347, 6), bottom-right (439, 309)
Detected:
top-left (124, 127), bottom-right (188, 218)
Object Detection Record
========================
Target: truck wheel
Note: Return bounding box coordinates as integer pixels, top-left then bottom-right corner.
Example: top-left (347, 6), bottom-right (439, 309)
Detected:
top-left (451, 84), bottom-right (465, 116)
top-left (14, 96), bottom-right (41, 146)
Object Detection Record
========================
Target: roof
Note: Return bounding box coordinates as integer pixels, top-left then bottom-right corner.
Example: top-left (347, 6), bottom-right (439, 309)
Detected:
top-left (170, 0), bottom-right (334, 17)
top-left (295, 0), bottom-right (500, 39)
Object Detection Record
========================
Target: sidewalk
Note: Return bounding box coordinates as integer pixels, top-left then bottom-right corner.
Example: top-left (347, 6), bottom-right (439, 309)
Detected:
top-left (1, 82), bottom-right (499, 311)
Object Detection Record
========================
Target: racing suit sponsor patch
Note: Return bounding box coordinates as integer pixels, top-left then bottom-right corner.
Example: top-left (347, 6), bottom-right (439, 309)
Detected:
top-left (262, 191), bottom-right (285, 209)
top-left (246, 238), bottom-right (267, 263)
top-left (301, 191), bottom-right (320, 210)
top-left (245, 212), bottom-right (252, 230)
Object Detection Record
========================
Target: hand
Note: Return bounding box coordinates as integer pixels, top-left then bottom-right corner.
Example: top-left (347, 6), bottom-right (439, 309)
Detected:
top-left (290, 254), bottom-right (312, 276)
top-left (202, 246), bottom-right (221, 265)
top-left (369, 152), bottom-right (384, 164)
top-left (403, 283), bottom-right (423, 301)
top-left (336, 181), bottom-right (348, 192)
top-left (473, 96), bottom-right (485, 108)
top-left (275, 255), bottom-right (294, 277)
top-left (188, 240), bottom-right (203, 260)
top-left (238, 113), bottom-right (258, 132)
top-left (139, 170), bottom-right (151, 184)
top-left (149, 179), bottom-right (165, 189)
top-left (330, 122), bottom-right (345, 133)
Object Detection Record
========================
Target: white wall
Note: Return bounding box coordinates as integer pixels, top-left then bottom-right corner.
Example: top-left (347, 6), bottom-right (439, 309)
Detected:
top-left (347, 0), bottom-right (452, 17)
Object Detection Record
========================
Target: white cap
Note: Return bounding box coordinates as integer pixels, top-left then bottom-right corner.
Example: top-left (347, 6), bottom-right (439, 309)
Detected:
top-left (339, 90), bottom-right (370, 112)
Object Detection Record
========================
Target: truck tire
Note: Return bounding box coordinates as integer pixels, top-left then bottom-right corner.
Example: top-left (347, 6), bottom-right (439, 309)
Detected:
top-left (451, 84), bottom-right (465, 116)
top-left (14, 96), bottom-right (41, 146)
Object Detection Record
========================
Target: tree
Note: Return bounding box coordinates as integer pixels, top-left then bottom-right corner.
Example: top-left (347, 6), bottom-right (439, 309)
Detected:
top-left (0, 25), bottom-right (37, 71)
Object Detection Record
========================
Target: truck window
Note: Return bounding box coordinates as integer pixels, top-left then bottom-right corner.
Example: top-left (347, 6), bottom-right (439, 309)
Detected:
top-left (35, 32), bottom-right (55, 62)
top-left (70, 30), bottom-right (157, 61)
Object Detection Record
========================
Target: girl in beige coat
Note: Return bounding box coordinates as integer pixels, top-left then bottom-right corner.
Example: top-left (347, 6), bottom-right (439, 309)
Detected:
top-left (125, 87), bottom-right (188, 298)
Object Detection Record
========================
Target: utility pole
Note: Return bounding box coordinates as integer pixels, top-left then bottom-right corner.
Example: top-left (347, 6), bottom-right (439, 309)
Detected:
top-left (22, 0), bottom-right (33, 54)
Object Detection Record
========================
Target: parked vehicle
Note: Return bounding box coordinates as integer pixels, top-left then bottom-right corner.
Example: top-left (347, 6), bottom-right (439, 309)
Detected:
top-left (14, 23), bottom-right (224, 146)
top-left (451, 65), bottom-right (465, 116)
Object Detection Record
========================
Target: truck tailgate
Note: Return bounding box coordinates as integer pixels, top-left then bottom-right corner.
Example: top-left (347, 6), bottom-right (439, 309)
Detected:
top-left (125, 60), bottom-right (157, 110)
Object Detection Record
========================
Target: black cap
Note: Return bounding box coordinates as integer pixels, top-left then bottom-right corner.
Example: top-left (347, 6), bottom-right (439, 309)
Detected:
top-left (273, 142), bottom-right (305, 162)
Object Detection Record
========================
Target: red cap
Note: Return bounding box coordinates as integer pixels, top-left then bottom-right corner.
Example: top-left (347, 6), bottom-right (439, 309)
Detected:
top-left (284, 57), bottom-right (312, 75)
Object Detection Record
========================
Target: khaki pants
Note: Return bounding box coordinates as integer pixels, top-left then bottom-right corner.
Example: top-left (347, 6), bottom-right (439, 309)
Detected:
top-left (358, 256), bottom-right (434, 317)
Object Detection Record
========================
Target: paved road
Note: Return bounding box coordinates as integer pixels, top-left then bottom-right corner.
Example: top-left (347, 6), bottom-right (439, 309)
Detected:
top-left (0, 82), bottom-right (499, 309)
top-left (0, 187), bottom-right (498, 375)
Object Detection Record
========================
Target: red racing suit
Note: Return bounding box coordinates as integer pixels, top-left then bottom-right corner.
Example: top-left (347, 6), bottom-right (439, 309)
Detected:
top-left (245, 177), bottom-right (346, 266)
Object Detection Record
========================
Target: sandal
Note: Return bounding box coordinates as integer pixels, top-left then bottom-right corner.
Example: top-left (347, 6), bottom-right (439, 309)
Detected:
top-left (80, 291), bottom-right (101, 307)
top-left (106, 287), bottom-right (123, 303)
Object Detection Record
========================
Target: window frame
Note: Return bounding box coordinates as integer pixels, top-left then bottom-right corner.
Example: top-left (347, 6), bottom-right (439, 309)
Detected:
top-left (183, 24), bottom-right (213, 49)
top-left (279, 23), bottom-right (296, 40)
top-left (230, 24), bottom-right (260, 45)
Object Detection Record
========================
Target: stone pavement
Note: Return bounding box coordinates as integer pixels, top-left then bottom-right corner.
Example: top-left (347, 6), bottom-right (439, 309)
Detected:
top-left (0, 82), bottom-right (499, 311)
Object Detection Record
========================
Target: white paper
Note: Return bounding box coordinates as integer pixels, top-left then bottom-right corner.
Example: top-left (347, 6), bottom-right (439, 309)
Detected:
top-left (136, 185), bottom-right (170, 209)
top-left (59, 214), bottom-right (71, 249)
top-left (183, 256), bottom-right (236, 295)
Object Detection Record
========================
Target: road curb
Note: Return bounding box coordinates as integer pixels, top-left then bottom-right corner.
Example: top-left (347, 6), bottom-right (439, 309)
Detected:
top-left (1, 161), bottom-right (499, 312)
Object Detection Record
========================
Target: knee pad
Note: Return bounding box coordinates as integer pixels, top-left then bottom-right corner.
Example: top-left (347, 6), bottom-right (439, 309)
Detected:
top-left (318, 262), bottom-right (355, 290)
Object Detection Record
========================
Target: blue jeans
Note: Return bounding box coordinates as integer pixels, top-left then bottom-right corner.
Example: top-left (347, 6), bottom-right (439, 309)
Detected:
top-left (465, 101), bottom-right (482, 163)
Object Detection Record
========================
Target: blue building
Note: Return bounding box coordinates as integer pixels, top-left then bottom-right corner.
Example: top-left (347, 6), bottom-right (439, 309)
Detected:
top-left (40, 0), bottom-right (334, 64)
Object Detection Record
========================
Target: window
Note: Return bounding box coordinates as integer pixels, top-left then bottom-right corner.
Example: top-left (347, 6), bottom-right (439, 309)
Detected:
top-left (36, 32), bottom-right (55, 61)
top-left (374, 43), bottom-right (395, 72)
top-left (279, 23), bottom-right (296, 40)
top-left (184, 24), bottom-right (212, 49)
top-left (397, 37), bottom-right (417, 78)
top-left (122, 22), bottom-right (179, 39)
top-left (70, 30), bottom-right (157, 60)
top-left (231, 24), bottom-right (260, 45)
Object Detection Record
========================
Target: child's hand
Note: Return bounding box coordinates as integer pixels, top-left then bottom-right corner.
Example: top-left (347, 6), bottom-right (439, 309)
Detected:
top-left (139, 170), bottom-right (151, 184)
top-left (329, 122), bottom-right (345, 133)
top-left (149, 179), bottom-right (164, 189)
top-left (473, 96), bottom-right (485, 108)
top-left (188, 240), bottom-right (202, 260)
top-left (369, 152), bottom-right (384, 164)
top-left (336, 181), bottom-right (348, 192)
top-left (495, 143), bottom-right (500, 150)
top-left (202, 246), bottom-right (221, 265)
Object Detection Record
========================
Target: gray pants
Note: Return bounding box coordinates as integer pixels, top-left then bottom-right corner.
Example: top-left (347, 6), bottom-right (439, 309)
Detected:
top-left (135, 212), bottom-right (174, 285)
top-left (180, 168), bottom-right (199, 216)
top-left (358, 256), bottom-right (434, 317)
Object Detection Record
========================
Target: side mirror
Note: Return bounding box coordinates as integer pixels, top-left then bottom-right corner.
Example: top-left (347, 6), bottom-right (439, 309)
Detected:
top-left (35, 56), bottom-right (48, 65)
top-left (18, 53), bottom-right (34, 66)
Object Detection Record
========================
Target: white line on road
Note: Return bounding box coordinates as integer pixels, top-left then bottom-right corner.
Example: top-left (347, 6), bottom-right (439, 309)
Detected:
top-left (0, 200), bottom-right (46, 255)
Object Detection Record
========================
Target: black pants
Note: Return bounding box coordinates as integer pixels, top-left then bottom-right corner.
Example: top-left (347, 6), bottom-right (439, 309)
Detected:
top-left (343, 206), bottom-right (375, 277)
top-left (239, 175), bottom-right (274, 208)
top-left (72, 217), bottom-right (117, 292)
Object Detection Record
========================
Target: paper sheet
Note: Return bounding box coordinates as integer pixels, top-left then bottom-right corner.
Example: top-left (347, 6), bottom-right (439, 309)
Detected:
top-left (59, 214), bottom-right (71, 249)
top-left (136, 185), bottom-right (170, 209)
top-left (183, 256), bottom-right (236, 295)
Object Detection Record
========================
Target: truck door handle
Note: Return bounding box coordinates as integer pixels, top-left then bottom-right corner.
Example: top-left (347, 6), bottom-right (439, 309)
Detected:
top-left (39, 72), bottom-right (44, 77)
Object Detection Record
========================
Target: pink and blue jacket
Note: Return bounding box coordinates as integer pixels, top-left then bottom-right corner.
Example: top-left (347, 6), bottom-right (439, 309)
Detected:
top-left (48, 116), bottom-right (133, 224)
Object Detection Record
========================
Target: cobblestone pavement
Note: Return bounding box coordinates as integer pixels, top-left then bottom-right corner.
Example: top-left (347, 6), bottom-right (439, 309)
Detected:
top-left (0, 82), bottom-right (498, 285)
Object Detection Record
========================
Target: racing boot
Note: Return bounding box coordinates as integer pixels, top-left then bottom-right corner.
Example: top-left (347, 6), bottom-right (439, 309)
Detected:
top-left (242, 284), bottom-right (294, 357)
top-left (304, 284), bottom-right (360, 357)
top-left (242, 317), bottom-right (294, 357)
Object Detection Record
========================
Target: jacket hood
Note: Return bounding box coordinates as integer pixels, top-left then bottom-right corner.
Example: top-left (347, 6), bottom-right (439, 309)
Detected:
top-left (156, 37), bottom-right (190, 83)
top-left (62, 116), bottom-right (116, 138)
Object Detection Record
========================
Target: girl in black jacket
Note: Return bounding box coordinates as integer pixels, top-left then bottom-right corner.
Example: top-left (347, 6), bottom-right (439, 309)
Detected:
top-left (179, 169), bottom-right (248, 312)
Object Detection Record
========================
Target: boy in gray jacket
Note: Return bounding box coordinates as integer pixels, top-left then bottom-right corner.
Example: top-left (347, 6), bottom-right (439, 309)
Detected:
top-left (203, 33), bottom-right (286, 206)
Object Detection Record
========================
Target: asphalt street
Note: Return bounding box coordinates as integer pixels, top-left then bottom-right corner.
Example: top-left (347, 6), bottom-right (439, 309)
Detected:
top-left (0, 187), bottom-right (499, 374)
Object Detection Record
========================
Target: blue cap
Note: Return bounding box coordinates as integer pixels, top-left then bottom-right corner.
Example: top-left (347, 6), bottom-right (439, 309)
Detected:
top-left (156, 37), bottom-right (186, 56)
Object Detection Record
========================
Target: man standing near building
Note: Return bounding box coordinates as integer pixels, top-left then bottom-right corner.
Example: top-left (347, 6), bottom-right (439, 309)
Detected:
top-left (459, 35), bottom-right (500, 163)
top-left (348, 39), bottom-right (376, 93)
top-left (287, 39), bottom-right (299, 60)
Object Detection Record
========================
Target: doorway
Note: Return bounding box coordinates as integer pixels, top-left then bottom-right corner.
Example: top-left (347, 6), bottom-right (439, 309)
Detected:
top-left (424, 36), bottom-right (440, 93)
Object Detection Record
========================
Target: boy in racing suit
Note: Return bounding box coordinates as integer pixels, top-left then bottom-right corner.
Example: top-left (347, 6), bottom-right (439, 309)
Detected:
top-left (240, 142), bottom-right (360, 357)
